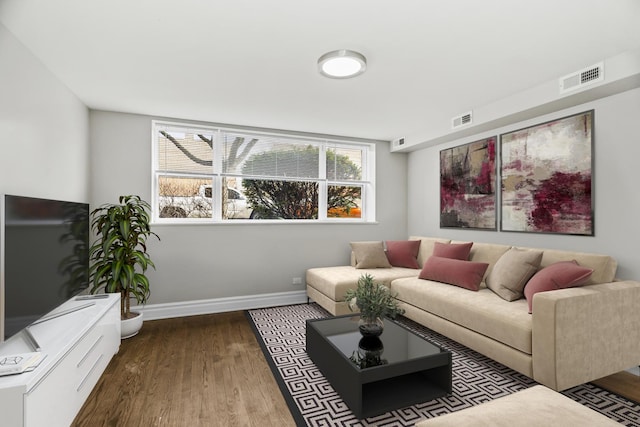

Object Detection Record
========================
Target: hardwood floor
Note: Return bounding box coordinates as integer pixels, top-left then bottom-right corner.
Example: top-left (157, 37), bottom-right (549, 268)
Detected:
top-left (72, 311), bottom-right (296, 427)
top-left (592, 370), bottom-right (640, 403)
top-left (73, 310), bottom-right (639, 427)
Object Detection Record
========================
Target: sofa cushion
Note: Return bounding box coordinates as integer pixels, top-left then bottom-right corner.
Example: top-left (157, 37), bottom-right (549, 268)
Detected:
top-left (524, 261), bottom-right (593, 313)
top-left (419, 256), bottom-right (489, 291)
top-left (409, 236), bottom-right (452, 268)
top-left (433, 241), bottom-right (473, 260)
top-left (385, 240), bottom-right (421, 269)
top-left (350, 241), bottom-right (392, 269)
top-left (306, 266), bottom-right (420, 301)
top-left (486, 248), bottom-right (543, 301)
top-left (392, 277), bottom-right (533, 354)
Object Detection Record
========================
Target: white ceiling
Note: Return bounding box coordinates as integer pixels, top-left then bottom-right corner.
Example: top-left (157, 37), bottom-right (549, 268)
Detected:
top-left (1, 0), bottom-right (639, 141)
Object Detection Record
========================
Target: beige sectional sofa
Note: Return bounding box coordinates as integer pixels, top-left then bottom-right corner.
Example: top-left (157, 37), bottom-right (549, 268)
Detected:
top-left (305, 236), bottom-right (640, 391)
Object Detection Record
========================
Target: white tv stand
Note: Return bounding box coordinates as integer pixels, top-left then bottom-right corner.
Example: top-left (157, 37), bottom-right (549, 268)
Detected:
top-left (0, 293), bottom-right (120, 426)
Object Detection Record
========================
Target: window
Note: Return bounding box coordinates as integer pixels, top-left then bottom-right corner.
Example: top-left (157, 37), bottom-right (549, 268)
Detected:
top-left (152, 121), bottom-right (376, 223)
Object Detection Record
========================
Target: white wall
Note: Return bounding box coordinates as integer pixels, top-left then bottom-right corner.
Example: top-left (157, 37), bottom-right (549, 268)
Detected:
top-left (408, 87), bottom-right (640, 280)
top-left (0, 23), bottom-right (89, 202)
top-left (89, 110), bottom-right (409, 305)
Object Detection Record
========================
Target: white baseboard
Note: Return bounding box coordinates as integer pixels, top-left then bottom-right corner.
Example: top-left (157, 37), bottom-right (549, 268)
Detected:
top-left (132, 290), bottom-right (308, 321)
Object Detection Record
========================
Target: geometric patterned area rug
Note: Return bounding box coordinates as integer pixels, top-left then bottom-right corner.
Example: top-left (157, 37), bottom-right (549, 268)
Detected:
top-left (246, 303), bottom-right (640, 427)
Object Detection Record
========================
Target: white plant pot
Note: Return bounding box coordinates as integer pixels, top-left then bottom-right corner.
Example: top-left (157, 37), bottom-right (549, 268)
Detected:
top-left (121, 311), bottom-right (143, 339)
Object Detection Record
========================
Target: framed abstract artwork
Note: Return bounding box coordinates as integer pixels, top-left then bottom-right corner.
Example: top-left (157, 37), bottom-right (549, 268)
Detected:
top-left (440, 136), bottom-right (497, 230)
top-left (500, 110), bottom-right (593, 235)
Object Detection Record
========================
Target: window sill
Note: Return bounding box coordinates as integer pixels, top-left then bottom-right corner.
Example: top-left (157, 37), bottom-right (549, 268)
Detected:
top-left (151, 219), bottom-right (379, 226)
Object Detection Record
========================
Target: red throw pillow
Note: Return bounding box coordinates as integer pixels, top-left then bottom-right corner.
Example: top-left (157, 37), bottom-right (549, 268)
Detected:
top-left (432, 241), bottom-right (473, 260)
top-left (524, 260), bottom-right (594, 313)
top-left (419, 256), bottom-right (489, 291)
top-left (385, 240), bottom-right (421, 269)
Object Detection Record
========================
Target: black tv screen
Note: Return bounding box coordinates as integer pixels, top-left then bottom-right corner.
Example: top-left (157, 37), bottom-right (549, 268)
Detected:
top-left (1, 195), bottom-right (89, 340)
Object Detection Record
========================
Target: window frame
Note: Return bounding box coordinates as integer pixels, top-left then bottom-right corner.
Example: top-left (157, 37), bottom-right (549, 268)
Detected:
top-left (152, 120), bottom-right (376, 224)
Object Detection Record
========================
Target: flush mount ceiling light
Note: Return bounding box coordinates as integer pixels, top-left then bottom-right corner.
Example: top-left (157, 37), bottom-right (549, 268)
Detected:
top-left (318, 49), bottom-right (367, 79)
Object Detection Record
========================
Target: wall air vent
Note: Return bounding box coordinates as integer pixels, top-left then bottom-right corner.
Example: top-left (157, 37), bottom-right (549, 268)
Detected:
top-left (392, 137), bottom-right (405, 149)
top-left (559, 62), bottom-right (604, 94)
top-left (451, 111), bottom-right (472, 129)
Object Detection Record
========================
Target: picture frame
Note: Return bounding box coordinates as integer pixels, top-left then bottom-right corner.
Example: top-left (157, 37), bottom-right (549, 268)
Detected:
top-left (500, 110), bottom-right (594, 235)
top-left (440, 136), bottom-right (497, 230)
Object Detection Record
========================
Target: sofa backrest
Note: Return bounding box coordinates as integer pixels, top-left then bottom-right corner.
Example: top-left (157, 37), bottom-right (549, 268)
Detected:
top-left (411, 237), bottom-right (618, 285)
top-left (534, 248), bottom-right (618, 285)
top-left (462, 241), bottom-right (511, 281)
top-left (409, 236), bottom-right (451, 267)
top-left (349, 237), bottom-right (618, 285)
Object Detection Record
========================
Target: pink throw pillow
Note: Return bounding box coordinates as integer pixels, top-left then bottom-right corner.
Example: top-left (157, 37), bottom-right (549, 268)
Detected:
top-left (419, 256), bottom-right (489, 291)
top-left (432, 241), bottom-right (473, 260)
top-left (385, 240), bottom-right (421, 269)
top-left (524, 260), bottom-right (594, 313)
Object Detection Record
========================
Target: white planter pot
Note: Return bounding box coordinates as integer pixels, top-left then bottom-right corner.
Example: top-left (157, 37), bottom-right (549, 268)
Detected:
top-left (121, 311), bottom-right (143, 339)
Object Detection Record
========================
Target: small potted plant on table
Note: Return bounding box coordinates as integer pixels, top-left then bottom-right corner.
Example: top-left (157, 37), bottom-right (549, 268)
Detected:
top-left (88, 195), bottom-right (160, 338)
top-left (344, 274), bottom-right (405, 337)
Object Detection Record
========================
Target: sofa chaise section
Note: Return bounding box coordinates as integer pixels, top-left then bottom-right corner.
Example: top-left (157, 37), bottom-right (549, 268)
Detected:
top-left (306, 265), bottom-right (420, 316)
top-left (306, 237), bottom-right (450, 315)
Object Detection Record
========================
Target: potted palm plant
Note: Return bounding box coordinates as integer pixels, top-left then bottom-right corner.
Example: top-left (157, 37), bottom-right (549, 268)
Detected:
top-left (88, 195), bottom-right (160, 338)
top-left (344, 274), bottom-right (405, 337)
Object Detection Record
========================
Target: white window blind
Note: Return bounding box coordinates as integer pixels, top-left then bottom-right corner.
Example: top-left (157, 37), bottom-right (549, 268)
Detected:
top-left (157, 129), bottom-right (213, 175)
top-left (222, 132), bottom-right (320, 179)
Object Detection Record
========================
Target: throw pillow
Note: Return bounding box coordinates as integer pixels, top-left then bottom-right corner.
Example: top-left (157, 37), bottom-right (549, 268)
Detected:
top-left (432, 241), bottom-right (473, 260)
top-left (385, 240), bottom-right (421, 269)
top-left (524, 260), bottom-right (594, 313)
top-left (486, 247), bottom-right (543, 301)
top-left (419, 256), bottom-right (489, 291)
top-left (350, 241), bottom-right (392, 269)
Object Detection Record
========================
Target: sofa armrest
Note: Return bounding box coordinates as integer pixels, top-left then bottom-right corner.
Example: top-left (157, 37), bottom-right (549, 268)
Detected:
top-left (531, 280), bottom-right (640, 391)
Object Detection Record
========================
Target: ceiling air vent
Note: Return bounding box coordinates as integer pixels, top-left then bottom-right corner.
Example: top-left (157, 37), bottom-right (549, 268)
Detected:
top-left (452, 111), bottom-right (472, 129)
top-left (559, 62), bottom-right (604, 94)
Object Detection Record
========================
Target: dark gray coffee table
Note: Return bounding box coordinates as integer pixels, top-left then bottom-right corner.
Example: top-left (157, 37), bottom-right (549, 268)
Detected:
top-left (306, 314), bottom-right (452, 419)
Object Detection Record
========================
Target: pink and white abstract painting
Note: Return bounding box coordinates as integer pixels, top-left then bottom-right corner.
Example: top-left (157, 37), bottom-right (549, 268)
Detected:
top-left (440, 137), bottom-right (497, 230)
top-left (500, 111), bottom-right (593, 235)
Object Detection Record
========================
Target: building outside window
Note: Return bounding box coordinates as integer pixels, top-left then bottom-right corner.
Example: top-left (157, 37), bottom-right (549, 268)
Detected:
top-left (152, 121), bottom-right (376, 223)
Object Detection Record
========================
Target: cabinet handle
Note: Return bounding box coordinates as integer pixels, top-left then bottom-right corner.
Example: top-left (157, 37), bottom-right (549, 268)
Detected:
top-left (77, 334), bottom-right (104, 369)
top-left (77, 354), bottom-right (104, 392)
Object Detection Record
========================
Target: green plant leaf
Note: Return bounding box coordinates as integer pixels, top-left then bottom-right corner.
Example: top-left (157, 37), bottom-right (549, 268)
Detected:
top-left (111, 260), bottom-right (123, 282)
top-left (119, 219), bottom-right (130, 240)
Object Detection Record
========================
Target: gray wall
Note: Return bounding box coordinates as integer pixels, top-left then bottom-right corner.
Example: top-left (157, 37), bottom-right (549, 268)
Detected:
top-left (0, 23), bottom-right (89, 202)
top-left (89, 110), bottom-right (409, 305)
top-left (408, 87), bottom-right (640, 280)
top-left (0, 23), bottom-right (89, 338)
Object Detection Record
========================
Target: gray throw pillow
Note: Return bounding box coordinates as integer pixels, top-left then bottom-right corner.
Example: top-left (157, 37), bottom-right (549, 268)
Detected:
top-left (486, 247), bottom-right (543, 301)
top-left (350, 241), bottom-right (392, 269)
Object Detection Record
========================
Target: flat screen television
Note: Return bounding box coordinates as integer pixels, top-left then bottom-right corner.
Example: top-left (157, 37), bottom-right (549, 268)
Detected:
top-left (0, 194), bottom-right (90, 341)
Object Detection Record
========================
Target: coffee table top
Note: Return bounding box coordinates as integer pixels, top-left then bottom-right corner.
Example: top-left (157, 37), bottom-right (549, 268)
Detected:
top-left (307, 314), bottom-right (446, 369)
